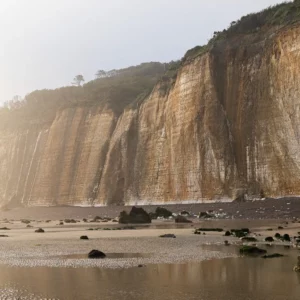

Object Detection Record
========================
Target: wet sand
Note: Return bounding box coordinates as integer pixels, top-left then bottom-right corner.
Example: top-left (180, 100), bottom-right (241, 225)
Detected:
top-left (0, 204), bottom-right (299, 299)
top-left (0, 220), bottom-right (234, 269)
top-left (0, 214), bottom-right (298, 269)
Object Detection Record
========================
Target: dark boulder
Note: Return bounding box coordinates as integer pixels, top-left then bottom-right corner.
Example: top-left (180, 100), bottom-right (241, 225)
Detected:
top-left (155, 207), bottom-right (173, 218)
top-left (197, 228), bottom-right (223, 232)
top-left (180, 210), bottom-right (190, 216)
top-left (275, 233), bottom-right (281, 239)
top-left (199, 212), bottom-right (213, 219)
top-left (119, 207), bottom-right (151, 224)
top-left (224, 231), bottom-right (231, 236)
top-left (262, 253), bottom-right (284, 259)
top-left (88, 249), bottom-right (106, 259)
top-left (130, 207), bottom-right (151, 223)
top-left (231, 230), bottom-right (246, 238)
top-left (35, 228), bottom-right (45, 233)
top-left (119, 211), bottom-right (131, 224)
top-left (231, 228), bottom-right (249, 238)
top-left (240, 246), bottom-right (267, 255)
top-left (80, 235), bottom-right (89, 240)
top-left (265, 237), bottom-right (274, 242)
top-left (175, 215), bottom-right (192, 223)
top-left (283, 234), bottom-right (290, 241)
top-left (64, 219), bottom-right (76, 223)
top-left (159, 234), bottom-right (176, 238)
top-left (149, 212), bottom-right (158, 220)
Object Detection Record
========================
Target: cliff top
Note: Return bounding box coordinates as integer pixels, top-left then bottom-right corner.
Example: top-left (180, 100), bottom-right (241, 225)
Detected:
top-left (0, 62), bottom-right (169, 129)
top-left (183, 0), bottom-right (300, 62)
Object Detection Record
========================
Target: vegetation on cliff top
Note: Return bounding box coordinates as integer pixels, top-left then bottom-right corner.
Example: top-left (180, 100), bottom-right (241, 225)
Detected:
top-left (0, 62), bottom-right (170, 128)
top-left (183, 0), bottom-right (300, 62)
top-left (1, 0), bottom-right (300, 128)
top-left (226, 0), bottom-right (300, 33)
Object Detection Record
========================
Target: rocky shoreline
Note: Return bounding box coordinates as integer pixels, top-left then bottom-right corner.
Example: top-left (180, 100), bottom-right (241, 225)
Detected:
top-left (1, 197), bottom-right (300, 221)
top-left (0, 206), bottom-right (299, 269)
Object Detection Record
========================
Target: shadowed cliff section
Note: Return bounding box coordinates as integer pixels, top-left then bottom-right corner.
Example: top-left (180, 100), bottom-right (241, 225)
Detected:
top-left (2, 1), bottom-right (300, 207)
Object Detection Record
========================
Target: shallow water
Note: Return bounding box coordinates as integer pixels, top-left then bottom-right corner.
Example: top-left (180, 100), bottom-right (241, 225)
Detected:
top-left (0, 246), bottom-right (299, 300)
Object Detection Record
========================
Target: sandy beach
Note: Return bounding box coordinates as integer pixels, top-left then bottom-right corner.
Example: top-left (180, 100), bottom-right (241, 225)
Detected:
top-left (0, 202), bottom-right (299, 299)
top-left (0, 200), bottom-right (299, 269)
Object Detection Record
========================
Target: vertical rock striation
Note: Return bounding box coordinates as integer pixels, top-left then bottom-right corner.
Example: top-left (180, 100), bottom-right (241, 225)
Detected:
top-left (1, 25), bottom-right (300, 206)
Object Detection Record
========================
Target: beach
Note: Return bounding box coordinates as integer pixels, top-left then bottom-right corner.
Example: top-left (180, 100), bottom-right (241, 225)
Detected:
top-left (0, 200), bottom-right (299, 299)
top-left (0, 199), bottom-right (299, 268)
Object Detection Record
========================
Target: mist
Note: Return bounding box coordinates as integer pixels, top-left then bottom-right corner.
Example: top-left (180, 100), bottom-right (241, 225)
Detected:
top-left (0, 0), bottom-right (286, 103)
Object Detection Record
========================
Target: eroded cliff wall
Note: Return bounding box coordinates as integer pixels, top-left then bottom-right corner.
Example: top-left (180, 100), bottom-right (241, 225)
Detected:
top-left (1, 25), bottom-right (300, 206)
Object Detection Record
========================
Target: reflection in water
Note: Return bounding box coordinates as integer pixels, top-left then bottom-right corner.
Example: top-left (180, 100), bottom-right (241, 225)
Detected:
top-left (0, 248), bottom-right (299, 300)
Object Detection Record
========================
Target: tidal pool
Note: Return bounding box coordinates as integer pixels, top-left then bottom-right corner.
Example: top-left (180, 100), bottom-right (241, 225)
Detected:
top-left (0, 246), bottom-right (299, 300)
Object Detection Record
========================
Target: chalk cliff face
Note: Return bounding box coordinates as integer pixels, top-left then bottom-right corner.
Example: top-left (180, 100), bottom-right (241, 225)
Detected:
top-left (1, 24), bottom-right (300, 206)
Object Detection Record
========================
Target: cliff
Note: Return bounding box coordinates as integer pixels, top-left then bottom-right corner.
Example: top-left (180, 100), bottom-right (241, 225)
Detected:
top-left (2, 3), bottom-right (300, 206)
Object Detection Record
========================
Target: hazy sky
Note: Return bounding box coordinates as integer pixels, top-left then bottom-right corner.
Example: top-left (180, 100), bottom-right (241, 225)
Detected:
top-left (0, 0), bottom-right (286, 103)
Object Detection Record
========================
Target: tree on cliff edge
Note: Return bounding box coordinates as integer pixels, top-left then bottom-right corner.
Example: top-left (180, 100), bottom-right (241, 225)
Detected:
top-left (95, 70), bottom-right (107, 78)
top-left (72, 74), bottom-right (85, 86)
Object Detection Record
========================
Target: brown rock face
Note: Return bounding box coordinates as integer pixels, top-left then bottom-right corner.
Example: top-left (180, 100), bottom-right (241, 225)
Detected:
top-left (1, 25), bottom-right (300, 206)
